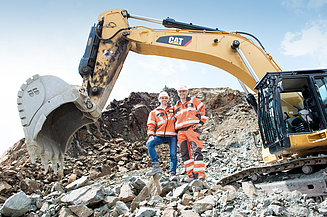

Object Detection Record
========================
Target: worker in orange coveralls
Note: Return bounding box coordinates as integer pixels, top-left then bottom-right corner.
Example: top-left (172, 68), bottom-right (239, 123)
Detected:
top-left (146, 91), bottom-right (178, 181)
top-left (174, 84), bottom-right (207, 182)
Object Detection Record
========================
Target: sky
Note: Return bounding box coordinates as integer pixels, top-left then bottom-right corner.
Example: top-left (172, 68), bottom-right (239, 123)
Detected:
top-left (1, 0), bottom-right (327, 156)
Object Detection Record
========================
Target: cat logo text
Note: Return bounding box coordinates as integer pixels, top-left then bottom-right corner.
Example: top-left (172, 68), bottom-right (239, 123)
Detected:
top-left (156, 36), bottom-right (192, 47)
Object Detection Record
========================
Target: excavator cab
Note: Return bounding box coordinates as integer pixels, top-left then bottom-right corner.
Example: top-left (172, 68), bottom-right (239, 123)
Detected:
top-left (256, 69), bottom-right (327, 157)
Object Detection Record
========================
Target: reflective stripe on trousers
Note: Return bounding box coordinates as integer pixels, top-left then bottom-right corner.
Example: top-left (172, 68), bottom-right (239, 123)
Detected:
top-left (177, 127), bottom-right (205, 179)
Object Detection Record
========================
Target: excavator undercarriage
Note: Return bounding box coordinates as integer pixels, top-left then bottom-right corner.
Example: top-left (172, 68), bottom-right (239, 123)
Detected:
top-left (218, 155), bottom-right (327, 198)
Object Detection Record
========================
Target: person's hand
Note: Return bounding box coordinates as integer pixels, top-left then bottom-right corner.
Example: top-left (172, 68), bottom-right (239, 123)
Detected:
top-left (147, 135), bottom-right (154, 142)
top-left (192, 123), bottom-right (202, 130)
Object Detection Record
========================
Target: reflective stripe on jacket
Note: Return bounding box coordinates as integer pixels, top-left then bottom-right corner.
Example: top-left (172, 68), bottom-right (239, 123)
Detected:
top-left (147, 105), bottom-right (177, 137)
top-left (174, 97), bottom-right (207, 130)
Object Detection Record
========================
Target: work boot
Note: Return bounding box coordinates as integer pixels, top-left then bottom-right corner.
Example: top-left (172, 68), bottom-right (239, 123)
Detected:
top-left (169, 172), bottom-right (178, 182)
top-left (146, 162), bottom-right (163, 176)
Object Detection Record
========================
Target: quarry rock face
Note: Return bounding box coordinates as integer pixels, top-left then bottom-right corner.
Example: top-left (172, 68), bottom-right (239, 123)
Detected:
top-left (0, 88), bottom-right (325, 216)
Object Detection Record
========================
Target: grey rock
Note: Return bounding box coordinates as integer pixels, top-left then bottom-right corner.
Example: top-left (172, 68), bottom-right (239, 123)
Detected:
top-left (103, 186), bottom-right (116, 196)
top-left (193, 195), bottom-right (216, 214)
top-left (265, 204), bottom-right (284, 216)
top-left (119, 183), bottom-right (135, 202)
top-left (135, 207), bottom-right (157, 217)
top-left (103, 196), bottom-right (119, 208)
top-left (93, 204), bottom-right (109, 217)
top-left (65, 176), bottom-right (90, 191)
top-left (112, 201), bottom-right (130, 216)
top-left (69, 204), bottom-right (93, 217)
top-left (162, 208), bottom-right (177, 217)
top-left (172, 183), bottom-right (189, 198)
top-left (58, 207), bottom-right (77, 217)
top-left (129, 176), bottom-right (147, 191)
top-left (160, 181), bottom-right (179, 197)
top-left (241, 181), bottom-right (257, 197)
top-left (52, 182), bottom-right (65, 193)
top-left (0, 191), bottom-right (31, 217)
top-left (61, 184), bottom-right (104, 206)
top-left (0, 181), bottom-right (12, 194)
top-left (319, 208), bottom-right (327, 215)
top-left (287, 204), bottom-right (310, 216)
top-left (180, 209), bottom-right (200, 217)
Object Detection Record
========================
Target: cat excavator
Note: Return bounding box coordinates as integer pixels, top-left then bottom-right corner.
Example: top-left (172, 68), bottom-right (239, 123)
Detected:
top-left (17, 9), bottom-right (327, 195)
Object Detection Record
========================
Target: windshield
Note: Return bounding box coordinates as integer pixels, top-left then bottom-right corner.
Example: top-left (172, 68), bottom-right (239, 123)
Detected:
top-left (315, 77), bottom-right (327, 114)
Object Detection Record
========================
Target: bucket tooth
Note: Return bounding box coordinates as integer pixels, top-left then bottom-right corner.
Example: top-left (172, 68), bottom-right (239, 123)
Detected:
top-left (18, 75), bottom-right (98, 175)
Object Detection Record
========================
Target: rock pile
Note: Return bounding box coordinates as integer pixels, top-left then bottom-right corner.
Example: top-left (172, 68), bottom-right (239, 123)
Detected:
top-left (1, 172), bottom-right (327, 216)
top-left (0, 87), bottom-right (327, 216)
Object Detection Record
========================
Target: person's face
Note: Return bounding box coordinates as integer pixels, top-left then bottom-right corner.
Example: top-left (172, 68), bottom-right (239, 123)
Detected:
top-left (159, 96), bottom-right (169, 106)
top-left (178, 90), bottom-right (188, 100)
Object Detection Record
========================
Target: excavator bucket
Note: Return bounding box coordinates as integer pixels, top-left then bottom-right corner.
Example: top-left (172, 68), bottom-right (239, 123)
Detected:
top-left (17, 75), bottom-right (99, 175)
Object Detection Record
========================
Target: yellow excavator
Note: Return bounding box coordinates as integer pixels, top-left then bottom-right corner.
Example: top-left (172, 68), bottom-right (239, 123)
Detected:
top-left (17, 9), bottom-right (327, 185)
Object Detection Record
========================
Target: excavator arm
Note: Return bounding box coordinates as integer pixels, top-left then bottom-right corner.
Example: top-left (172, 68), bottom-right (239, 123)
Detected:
top-left (17, 9), bottom-right (282, 174)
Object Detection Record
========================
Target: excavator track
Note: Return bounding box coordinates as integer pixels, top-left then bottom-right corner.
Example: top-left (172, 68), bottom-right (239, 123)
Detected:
top-left (217, 155), bottom-right (327, 198)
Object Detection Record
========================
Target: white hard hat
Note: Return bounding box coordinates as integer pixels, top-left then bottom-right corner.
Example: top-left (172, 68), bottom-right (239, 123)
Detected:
top-left (177, 84), bottom-right (188, 91)
top-left (158, 91), bottom-right (169, 100)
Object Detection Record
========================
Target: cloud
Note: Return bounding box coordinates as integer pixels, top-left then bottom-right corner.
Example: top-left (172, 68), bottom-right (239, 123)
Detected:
top-left (282, 0), bottom-right (327, 9)
top-left (308, 0), bottom-right (327, 9)
top-left (281, 19), bottom-right (327, 66)
top-left (282, 0), bottom-right (306, 9)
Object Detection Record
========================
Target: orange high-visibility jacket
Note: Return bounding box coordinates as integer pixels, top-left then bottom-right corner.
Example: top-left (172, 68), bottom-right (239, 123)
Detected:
top-left (174, 97), bottom-right (207, 130)
top-left (147, 105), bottom-right (177, 137)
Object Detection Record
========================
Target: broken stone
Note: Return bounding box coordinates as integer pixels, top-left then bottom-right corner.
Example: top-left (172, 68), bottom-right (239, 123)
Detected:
top-left (130, 174), bottom-right (162, 212)
top-left (69, 204), bottom-right (93, 217)
top-left (89, 170), bottom-right (101, 180)
top-left (180, 209), bottom-right (200, 217)
top-left (193, 195), bottom-right (216, 214)
top-left (93, 204), bottom-right (109, 217)
top-left (65, 176), bottom-right (90, 191)
top-left (111, 201), bottom-right (130, 217)
top-left (162, 208), bottom-right (177, 217)
top-left (242, 181), bottom-right (257, 197)
top-left (0, 191), bottom-right (31, 217)
top-left (58, 207), bottom-right (77, 217)
top-left (0, 181), bottom-right (12, 194)
top-left (172, 183), bottom-right (189, 198)
top-left (219, 190), bottom-right (238, 204)
top-left (40, 201), bottom-right (50, 213)
top-left (182, 193), bottom-right (193, 205)
top-left (61, 184), bottom-right (104, 206)
top-left (193, 191), bottom-right (204, 200)
top-left (19, 178), bottom-right (42, 195)
top-left (119, 183), bottom-right (135, 202)
top-left (135, 207), bottom-right (157, 217)
top-left (68, 174), bottom-right (77, 184)
top-left (130, 177), bottom-right (147, 192)
top-left (103, 196), bottom-right (119, 208)
top-left (52, 182), bottom-right (65, 193)
top-left (73, 169), bottom-right (84, 177)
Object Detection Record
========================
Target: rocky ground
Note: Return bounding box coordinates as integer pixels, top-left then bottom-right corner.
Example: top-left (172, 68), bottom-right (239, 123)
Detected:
top-left (0, 87), bottom-right (327, 216)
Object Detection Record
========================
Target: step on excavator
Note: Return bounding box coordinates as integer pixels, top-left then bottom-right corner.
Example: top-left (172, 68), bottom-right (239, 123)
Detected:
top-left (17, 9), bottom-right (327, 197)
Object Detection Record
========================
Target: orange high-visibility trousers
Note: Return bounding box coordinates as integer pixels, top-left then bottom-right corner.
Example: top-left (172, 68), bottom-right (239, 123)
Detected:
top-left (177, 127), bottom-right (205, 179)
